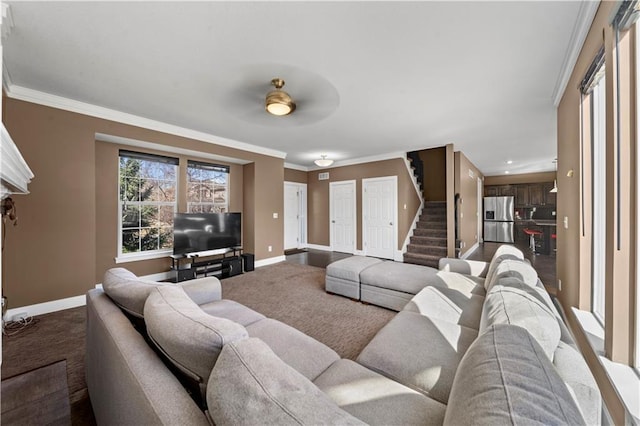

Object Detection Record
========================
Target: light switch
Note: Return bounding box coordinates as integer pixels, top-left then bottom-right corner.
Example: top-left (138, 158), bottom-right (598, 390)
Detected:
top-left (563, 216), bottom-right (569, 229)
top-left (273, 213), bottom-right (278, 219)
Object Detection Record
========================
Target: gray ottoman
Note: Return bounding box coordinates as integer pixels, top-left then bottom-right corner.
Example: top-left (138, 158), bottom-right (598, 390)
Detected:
top-left (325, 256), bottom-right (384, 300)
top-left (360, 262), bottom-right (440, 311)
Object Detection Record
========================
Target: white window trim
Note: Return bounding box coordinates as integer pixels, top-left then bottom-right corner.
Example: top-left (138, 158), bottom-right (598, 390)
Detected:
top-left (572, 308), bottom-right (640, 423)
top-left (186, 163), bottom-right (229, 213)
top-left (635, 22), bottom-right (640, 372)
top-left (592, 74), bottom-right (607, 324)
top-left (115, 249), bottom-right (172, 264)
top-left (117, 155), bottom-right (178, 259)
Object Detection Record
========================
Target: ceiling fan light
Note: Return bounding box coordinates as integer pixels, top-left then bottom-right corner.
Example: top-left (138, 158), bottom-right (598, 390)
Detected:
top-left (265, 78), bottom-right (296, 116)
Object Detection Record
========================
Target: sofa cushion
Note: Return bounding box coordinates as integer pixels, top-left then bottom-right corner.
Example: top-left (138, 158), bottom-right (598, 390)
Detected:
top-left (480, 277), bottom-right (561, 360)
top-left (487, 259), bottom-right (538, 293)
top-left (246, 318), bottom-right (340, 381)
top-left (144, 286), bottom-right (248, 384)
top-left (314, 358), bottom-right (446, 426)
top-left (429, 271), bottom-right (486, 297)
top-left (326, 256), bottom-right (384, 283)
top-left (207, 338), bottom-right (365, 426)
top-left (443, 324), bottom-right (585, 426)
top-left (357, 311), bottom-right (478, 404)
top-left (199, 299), bottom-right (266, 327)
top-left (403, 286), bottom-right (485, 330)
top-left (483, 245), bottom-right (525, 290)
top-left (102, 267), bottom-right (165, 317)
top-left (553, 341), bottom-right (602, 426)
top-left (360, 261), bottom-right (440, 295)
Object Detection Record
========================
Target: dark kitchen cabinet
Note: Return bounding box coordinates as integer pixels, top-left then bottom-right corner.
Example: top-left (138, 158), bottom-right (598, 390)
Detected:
top-left (516, 185), bottom-right (529, 206)
top-left (543, 182), bottom-right (556, 206)
top-left (528, 184), bottom-right (544, 205)
top-left (484, 186), bottom-right (498, 197)
top-left (498, 185), bottom-right (515, 197)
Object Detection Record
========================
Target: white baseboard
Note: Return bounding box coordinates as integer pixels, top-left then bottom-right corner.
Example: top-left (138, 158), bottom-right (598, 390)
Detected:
top-left (4, 271), bottom-right (173, 321)
top-left (142, 271), bottom-right (172, 282)
top-left (255, 255), bottom-right (286, 268)
top-left (460, 242), bottom-right (480, 260)
top-left (4, 294), bottom-right (86, 321)
top-left (354, 250), bottom-right (365, 256)
top-left (305, 244), bottom-right (332, 251)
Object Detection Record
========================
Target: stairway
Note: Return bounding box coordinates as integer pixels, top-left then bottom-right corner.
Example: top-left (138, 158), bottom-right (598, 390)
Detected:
top-left (403, 201), bottom-right (447, 268)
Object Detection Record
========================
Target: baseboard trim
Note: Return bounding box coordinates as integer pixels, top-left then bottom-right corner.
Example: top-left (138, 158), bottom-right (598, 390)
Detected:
top-left (255, 255), bottom-right (286, 268)
top-left (460, 242), bottom-right (480, 260)
top-left (4, 295), bottom-right (86, 321)
top-left (305, 244), bottom-right (332, 251)
top-left (4, 271), bottom-right (175, 321)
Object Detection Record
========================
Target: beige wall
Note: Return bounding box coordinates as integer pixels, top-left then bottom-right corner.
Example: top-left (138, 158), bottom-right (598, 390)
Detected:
top-left (284, 168), bottom-right (308, 184)
top-left (484, 171), bottom-right (557, 185)
top-left (454, 152), bottom-right (483, 257)
top-left (2, 97), bottom-right (285, 307)
top-left (307, 158), bottom-right (420, 251)
top-left (419, 147), bottom-right (447, 201)
top-left (556, 1), bottom-right (635, 423)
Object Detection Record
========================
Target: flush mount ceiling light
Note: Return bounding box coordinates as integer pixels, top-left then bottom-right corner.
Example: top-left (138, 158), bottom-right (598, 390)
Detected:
top-left (265, 78), bottom-right (296, 116)
top-left (314, 155), bottom-right (333, 167)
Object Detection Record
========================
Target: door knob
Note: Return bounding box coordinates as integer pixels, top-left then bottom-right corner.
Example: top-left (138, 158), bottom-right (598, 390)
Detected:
top-left (332, 220), bottom-right (336, 223)
top-left (389, 222), bottom-right (393, 226)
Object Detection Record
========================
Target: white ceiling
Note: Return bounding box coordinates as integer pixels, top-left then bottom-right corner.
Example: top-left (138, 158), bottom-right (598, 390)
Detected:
top-left (2, 1), bottom-right (593, 175)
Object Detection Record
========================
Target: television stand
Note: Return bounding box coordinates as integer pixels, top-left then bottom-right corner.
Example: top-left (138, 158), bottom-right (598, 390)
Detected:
top-left (170, 247), bottom-right (244, 283)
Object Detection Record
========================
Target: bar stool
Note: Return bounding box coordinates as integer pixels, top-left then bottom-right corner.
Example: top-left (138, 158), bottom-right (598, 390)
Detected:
top-left (523, 228), bottom-right (543, 252)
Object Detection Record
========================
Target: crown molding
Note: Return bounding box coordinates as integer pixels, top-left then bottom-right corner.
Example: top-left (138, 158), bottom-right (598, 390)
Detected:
top-left (284, 162), bottom-right (309, 172)
top-left (95, 133), bottom-right (251, 165)
top-left (4, 84), bottom-right (288, 159)
top-left (552, 0), bottom-right (600, 107)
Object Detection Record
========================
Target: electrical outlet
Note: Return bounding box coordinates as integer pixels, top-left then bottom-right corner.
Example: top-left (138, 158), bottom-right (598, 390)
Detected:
top-left (268, 245), bottom-right (272, 252)
top-left (273, 213), bottom-right (278, 219)
top-left (563, 216), bottom-right (569, 229)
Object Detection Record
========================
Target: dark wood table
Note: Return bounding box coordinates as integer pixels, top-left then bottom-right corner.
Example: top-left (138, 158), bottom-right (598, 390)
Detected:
top-left (533, 220), bottom-right (556, 255)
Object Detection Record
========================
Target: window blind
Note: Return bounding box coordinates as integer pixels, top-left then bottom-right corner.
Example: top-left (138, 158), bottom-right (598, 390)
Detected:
top-left (119, 150), bottom-right (179, 165)
top-left (187, 160), bottom-right (230, 173)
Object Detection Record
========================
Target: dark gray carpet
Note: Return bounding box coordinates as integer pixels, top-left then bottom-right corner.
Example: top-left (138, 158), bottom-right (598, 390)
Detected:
top-left (222, 261), bottom-right (395, 360)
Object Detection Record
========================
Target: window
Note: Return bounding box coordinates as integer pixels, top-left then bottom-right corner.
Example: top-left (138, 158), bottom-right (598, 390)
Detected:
top-left (590, 69), bottom-right (606, 324)
top-left (118, 151), bottom-right (178, 257)
top-left (187, 160), bottom-right (229, 213)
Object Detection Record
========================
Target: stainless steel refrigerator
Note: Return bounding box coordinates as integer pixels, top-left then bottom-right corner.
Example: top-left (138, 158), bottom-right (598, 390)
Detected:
top-left (484, 196), bottom-right (514, 243)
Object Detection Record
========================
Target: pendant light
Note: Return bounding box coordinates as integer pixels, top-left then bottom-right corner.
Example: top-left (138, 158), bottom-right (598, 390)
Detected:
top-left (550, 180), bottom-right (558, 193)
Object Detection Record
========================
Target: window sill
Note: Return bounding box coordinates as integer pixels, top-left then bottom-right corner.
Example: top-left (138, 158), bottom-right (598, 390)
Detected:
top-left (115, 250), bottom-right (172, 264)
top-left (572, 308), bottom-right (640, 424)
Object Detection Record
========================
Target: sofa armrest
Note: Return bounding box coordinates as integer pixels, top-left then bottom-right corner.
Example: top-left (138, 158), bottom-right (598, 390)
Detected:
top-left (438, 258), bottom-right (489, 277)
top-left (179, 276), bottom-right (222, 305)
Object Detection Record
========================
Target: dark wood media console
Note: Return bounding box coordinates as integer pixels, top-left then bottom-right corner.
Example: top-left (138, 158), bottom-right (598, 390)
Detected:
top-left (170, 247), bottom-right (252, 283)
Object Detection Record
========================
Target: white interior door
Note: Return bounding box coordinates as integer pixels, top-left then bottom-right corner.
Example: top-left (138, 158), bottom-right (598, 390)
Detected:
top-left (363, 176), bottom-right (397, 259)
top-left (330, 181), bottom-right (356, 254)
top-left (284, 182), bottom-right (307, 250)
top-left (284, 183), bottom-right (300, 250)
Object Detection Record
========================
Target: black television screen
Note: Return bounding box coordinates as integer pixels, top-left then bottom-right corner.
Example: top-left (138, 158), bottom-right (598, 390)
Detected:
top-left (173, 213), bottom-right (241, 255)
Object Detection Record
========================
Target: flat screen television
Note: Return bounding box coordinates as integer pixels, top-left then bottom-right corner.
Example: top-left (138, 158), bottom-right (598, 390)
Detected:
top-left (173, 212), bottom-right (241, 255)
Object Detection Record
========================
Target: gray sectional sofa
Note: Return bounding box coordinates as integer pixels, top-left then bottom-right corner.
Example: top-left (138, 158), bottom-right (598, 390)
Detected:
top-left (87, 245), bottom-right (600, 425)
